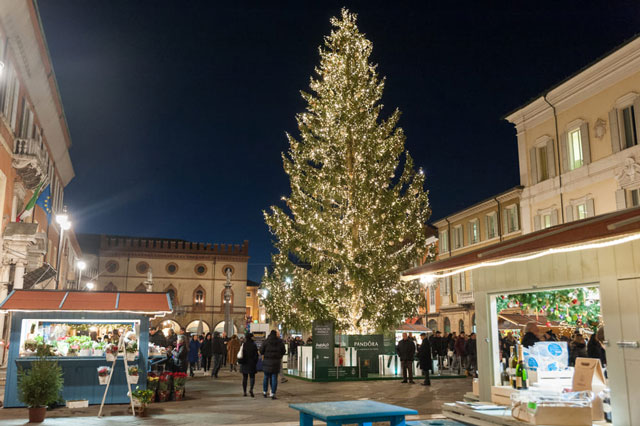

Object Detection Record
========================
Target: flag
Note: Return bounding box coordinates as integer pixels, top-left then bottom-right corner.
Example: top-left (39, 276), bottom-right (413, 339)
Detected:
top-left (36, 184), bottom-right (52, 223)
top-left (16, 180), bottom-right (44, 222)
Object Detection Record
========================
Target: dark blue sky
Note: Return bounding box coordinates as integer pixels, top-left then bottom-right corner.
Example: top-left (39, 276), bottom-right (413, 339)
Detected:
top-left (37, 1), bottom-right (640, 281)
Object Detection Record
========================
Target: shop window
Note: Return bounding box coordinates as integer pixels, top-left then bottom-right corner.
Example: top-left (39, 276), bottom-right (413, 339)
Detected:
top-left (166, 262), bottom-right (178, 275)
top-left (136, 262), bottom-right (149, 274)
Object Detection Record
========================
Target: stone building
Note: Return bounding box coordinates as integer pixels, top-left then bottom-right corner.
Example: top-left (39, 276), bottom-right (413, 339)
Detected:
top-left (78, 234), bottom-right (249, 336)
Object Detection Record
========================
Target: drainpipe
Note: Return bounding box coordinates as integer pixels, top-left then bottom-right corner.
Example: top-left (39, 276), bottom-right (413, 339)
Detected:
top-left (543, 95), bottom-right (565, 223)
top-left (445, 218), bottom-right (452, 256)
top-left (494, 197), bottom-right (503, 242)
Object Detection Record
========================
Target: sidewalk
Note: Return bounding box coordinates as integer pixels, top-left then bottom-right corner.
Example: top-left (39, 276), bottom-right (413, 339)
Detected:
top-left (0, 369), bottom-right (471, 424)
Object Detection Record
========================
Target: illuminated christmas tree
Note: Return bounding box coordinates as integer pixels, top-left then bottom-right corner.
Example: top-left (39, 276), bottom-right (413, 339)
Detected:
top-left (263, 9), bottom-right (431, 334)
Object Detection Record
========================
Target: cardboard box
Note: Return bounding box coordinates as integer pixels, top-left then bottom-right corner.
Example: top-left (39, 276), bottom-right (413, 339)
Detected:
top-left (572, 357), bottom-right (606, 421)
top-left (512, 403), bottom-right (592, 425)
top-left (529, 368), bottom-right (574, 389)
top-left (491, 385), bottom-right (516, 405)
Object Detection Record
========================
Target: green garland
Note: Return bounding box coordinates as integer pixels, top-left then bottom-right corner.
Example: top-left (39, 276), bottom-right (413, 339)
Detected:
top-left (496, 287), bottom-right (600, 330)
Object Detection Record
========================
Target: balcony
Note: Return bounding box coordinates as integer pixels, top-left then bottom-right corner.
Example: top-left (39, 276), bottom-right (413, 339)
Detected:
top-left (457, 291), bottom-right (475, 305)
top-left (13, 138), bottom-right (49, 190)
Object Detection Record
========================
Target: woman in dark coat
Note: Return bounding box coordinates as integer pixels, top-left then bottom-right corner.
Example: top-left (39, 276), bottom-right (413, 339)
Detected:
top-left (240, 332), bottom-right (259, 397)
top-left (417, 333), bottom-right (432, 386)
top-left (174, 335), bottom-right (188, 373)
top-left (201, 333), bottom-right (213, 372)
top-left (260, 330), bottom-right (286, 399)
top-left (188, 334), bottom-right (201, 377)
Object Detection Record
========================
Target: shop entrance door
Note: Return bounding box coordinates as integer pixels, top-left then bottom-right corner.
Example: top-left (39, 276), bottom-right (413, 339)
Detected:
top-left (616, 278), bottom-right (640, 424)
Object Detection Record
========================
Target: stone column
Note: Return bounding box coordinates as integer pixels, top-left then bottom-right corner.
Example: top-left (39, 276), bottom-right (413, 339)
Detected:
top-left (0, 260), bottom-right (12, 365)
top-left (13, 260), bottom-right (26, 289)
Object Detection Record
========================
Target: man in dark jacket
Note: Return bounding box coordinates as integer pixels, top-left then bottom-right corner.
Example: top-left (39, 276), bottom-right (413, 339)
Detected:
top-left (397, 333), bottom-right (416, 384)
top-left (417, 333), bottom-right (432, 386)
top-left (149, 326), bottom-right (166, 348)
top-left (465, 333), bottom-right (477, 377)
top-left (521, 322), bottom-right (541, 348)
top-left (211, 331), bottom-right (226, 378)
top-left (431, 331), bottom-right (444, 373)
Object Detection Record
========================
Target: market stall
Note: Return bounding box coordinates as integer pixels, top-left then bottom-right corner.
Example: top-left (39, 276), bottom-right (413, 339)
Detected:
top-left (403, 207), bottom-right (640, 425)
top-left (0, 290), bottom-right (172, 407)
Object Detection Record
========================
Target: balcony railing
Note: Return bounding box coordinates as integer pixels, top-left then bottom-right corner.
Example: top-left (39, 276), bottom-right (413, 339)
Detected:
top-left (457, 291), bottom-right (475, 305)
top-left (13, 138), bottom-right (49, 190)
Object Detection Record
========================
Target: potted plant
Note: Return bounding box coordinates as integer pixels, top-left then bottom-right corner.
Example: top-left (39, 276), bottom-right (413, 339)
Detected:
top-left (131, 387), bottom-right (154, 417)
top-left (157, 372), bottom-right (172, 402)
top-left (92, 341), bottom-right (105, 356)
top-left (125, 341), bottom-right (138, 361)
top-left (171, 372), bottom-right (187, 401)
top-left (97, 366), bottom-right (111, 385)
top-left (17, 353), bottom-right (63, 423)
top-left (127, 366), bottom-right (139, 384)
top-left (79, 339), bottom-right (93, 357)
top-left (105, 343), bottom-right (118, 361)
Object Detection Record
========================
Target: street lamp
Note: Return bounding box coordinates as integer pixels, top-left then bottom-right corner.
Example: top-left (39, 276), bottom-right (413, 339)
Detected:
top-left (76, 260), bottom-right (86, 290)
top-left (86, 282), bottom-right (94, 291)
top-left (55, 209), bottom-right (71, 289)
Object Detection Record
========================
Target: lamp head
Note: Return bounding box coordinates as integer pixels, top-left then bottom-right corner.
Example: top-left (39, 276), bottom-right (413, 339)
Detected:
top-left (77, 260), bottom-right (86, 271)
top-left (86, 282), bottom-right (95, 290)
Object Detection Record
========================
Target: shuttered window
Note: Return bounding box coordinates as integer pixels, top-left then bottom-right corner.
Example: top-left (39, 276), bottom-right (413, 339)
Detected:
top-left (568, 128), bottom-right (583, 170)
top-left (452, 225), bottom-right (464, 249)
top-left (485, 213), bottom-right (497, 239)
top-left (629, 189), bottom-right (640, 207)
top-left (504, 205), bottom-right (519, 233)
top-left (622, 105), bottom-right (638, 149)
top-left (468, 219), bottom-right (479, 244)
top-left (439, 230), bottom-right (449, 253)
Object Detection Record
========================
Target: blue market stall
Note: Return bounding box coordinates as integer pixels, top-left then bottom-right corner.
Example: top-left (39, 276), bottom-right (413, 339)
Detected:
top-left (0, 290), bottom-right (172, 407)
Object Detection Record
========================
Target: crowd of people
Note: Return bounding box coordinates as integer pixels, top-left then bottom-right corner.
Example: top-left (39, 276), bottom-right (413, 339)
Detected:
top-left (417, 331), bottom-right (478, 377)
top-left (148, 326), bottom-right (290, 399)
top-left (502, 321), bottom-right (607, 368)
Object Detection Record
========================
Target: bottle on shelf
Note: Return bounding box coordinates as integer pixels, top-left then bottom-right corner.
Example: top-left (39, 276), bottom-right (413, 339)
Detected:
top-left (509, 345), bottom-right (518, 389)
top-left (515, 344), bottom-right (528, 390)
top-left (500, 360), bottom-right (510, 386)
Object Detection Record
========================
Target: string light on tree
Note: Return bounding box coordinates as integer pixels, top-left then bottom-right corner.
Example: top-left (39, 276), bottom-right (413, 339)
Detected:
top-left (262, 9), bottom-right (431, 334)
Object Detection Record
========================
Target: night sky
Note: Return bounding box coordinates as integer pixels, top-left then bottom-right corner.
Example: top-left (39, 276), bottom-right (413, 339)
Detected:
top-left (37, 1), bottom-right (640, 281)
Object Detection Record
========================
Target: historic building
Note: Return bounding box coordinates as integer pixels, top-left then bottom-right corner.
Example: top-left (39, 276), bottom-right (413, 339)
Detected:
top-left (425, 187), bottom-right (522, 334)
top-left (78, 234), bottom-right (250, 336)
top-left (0, 1), bottom-right (83, 363)
top-left (506, 36), bottom-right (640, 232)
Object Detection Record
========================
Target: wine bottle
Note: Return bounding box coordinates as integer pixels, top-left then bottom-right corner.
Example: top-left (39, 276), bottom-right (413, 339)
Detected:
top-left (516, 344), bottom-right (528, 390)
top-left (500, 361), bottom-right (510, 386)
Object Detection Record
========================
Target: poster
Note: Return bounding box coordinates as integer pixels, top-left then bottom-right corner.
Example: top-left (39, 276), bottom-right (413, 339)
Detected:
top-left (312, 321), bottom-right (334, 368)
top-left (349, 334), bottom-right (383, 373)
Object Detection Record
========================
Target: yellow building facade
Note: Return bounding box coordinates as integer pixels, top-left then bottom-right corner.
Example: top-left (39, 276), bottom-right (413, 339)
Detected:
top-left (506, 36), bottom-right (640, 232)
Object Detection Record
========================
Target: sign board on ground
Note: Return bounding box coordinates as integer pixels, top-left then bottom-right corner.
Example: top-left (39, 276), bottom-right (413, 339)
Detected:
top-left (348, 334), bottom-right (383, 373)
top-left (312, 321), bottom-right (335, 368)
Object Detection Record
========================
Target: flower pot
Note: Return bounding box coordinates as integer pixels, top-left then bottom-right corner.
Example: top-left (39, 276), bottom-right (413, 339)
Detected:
top-left (98, 375), bottom-right (109, 385)
top-left (135, 405), bottom-right (148, 417)
top-left (173, 388), bottom-right (184, 401)
top-left (126, 352), bottom-right (136, 361)
top-left (79, 349), bottom-right (91, 357)
top-left (93, 349), bottom-right (104, 357)
top-left (157, 390), bottom-right (170, 402)
top-left (106, 353), bottom-right (116, 362)
top-left (28, 406), bottom-right (46, 423)
top-left (127, 374), bottom-right (139, 384)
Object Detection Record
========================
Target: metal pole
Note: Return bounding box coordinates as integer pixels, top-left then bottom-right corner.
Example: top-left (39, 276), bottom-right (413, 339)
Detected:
top-left (77, 268), bottom-right (82, 291)
top-left (224, 268), bottom-right (233, 337)
top-left (55, 227), bottom-right (64, 290)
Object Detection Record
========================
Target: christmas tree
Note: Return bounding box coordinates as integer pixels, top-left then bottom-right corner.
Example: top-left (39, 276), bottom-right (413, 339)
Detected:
top-left (263, 9), bottom-right (431, 334)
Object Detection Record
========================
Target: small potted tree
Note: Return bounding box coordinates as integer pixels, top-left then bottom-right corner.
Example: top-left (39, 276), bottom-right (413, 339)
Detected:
top-left (105, 343), bottom-right (118, 361)
top-left (17, 349), bottom-right (63, 423)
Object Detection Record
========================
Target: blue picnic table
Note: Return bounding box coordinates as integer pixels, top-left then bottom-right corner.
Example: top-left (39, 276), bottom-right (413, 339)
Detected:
top-left (289, 400), bottom-right (418, 426)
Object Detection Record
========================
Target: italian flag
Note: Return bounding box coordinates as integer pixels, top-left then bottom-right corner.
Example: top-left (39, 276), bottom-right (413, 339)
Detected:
top-left (17, 180), bottom-right (45, 222)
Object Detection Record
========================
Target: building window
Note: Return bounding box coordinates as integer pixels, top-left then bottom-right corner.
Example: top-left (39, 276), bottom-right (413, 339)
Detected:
top-left (568, 128), bottom-right (584, 170)
top-left (576, 203), bottom-right (588, 220)
top-left (468, 219), bottom-right (479, 245)
top-left (537, 144), bottom-right (550, 181)
top-left (457, 273), bottom-right (465, 292)
top-left (459, 319), bottom-right (465, 334)
top-left (246, 292), bottom-right (251, 298)
top-left (166, 262), bottom-right (178, 275)
top-left (440, 278), bottom-right (449, 296)
top-left (135, 283), bottom-right (146, 292)
top-left (439, 230), bottom-right (449, 253)
top-left (195, 264), bottom-right (207, 275)
top-left (195, 290), bottom-right (204, 304)
top-left (444, 317), bottom-right (451, 333)
top-left (622, 105), bottom-right (638, 149)
top-left (452, 225), bottom-right (464, 249)
top-left (166, 289), bottom-right (177, 306)
top-left (485, 213), bottom-right (497, 239)
top-left (505, 205), bottom-right (519, 233)
top-left (629, 188), bottom-right (640, 207)
top-left (541, 213), bottom-right (552, 229)
top-left (136, 262), bottom-right (149, 274)
top-left (105, 260), bottom-right (119, 273)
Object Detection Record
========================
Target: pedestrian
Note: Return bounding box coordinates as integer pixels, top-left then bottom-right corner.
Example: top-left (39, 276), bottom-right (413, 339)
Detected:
top-left (239, 332), bottom-right (259, 397)
top-left (502, 332), bottom-right (516, 360)
top-left (201, 332), bottom-right (213, 372)
top-left (222, 332), bottom-right (229, 366)
top-left (165, 343), bottom-right (176, 372)
top-left (569, 334), bottom-right (588, 366)
top-left (175, 335), bottom-right (188, 373)
top-left (417, 332), bottom-right (432, 386)
top-left (289, 336), bottom-right (299, 370)
top-left (188, 334), bottom-right (200, 377)
top-left (465, 333), bottom-right (477, 377)
top-left (454, 332), bottom-right (467, 374)
top-left (431, 331), bottom-right (445, 373)
top-left (211, 331), bottom-right (225, 378)
top-left (227, 334), bottom-right (241, 372)
top-left (587, 326), bottom-right (606, 368)
top-left (167, 328), bottom-right (177, 348)
top-left (521, 322), bottom-right (542, 348)
top-left (397, 332), bottom-right (416, 384)
top-left (149, 326), bottom-right (166, 348)
top-left (260, 330), bottom-right (286, 399)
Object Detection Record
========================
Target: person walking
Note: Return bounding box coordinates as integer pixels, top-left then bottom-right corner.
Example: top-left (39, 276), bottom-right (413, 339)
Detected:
top-left (289, 336), bottom-right (299, 371)
top-left (260, 330), bottom-right (286, 399)
top-left (211, 331), bottom-right (226, 378)
top-left (417, 333), bottom-right (432, 386)
top-left (188, 334), bottom-right (201, 377)
top-left (397, 332), bottom-right (416, 384)
top-left (201, 333), bottom-right (213, 372)
top-left (240, 332), bottom-right (259, 397)
top-left (465, 333), bottom-right (477, 377)
top-left (175, 335), bottom-right (188, 373)
top-left (149, 326), bottom-right (166, 348)
top-left (454, 332), bottom-right (467, 374)
top-left (166, 328), bottom-right (177, 348)
top-left (227, 334), bottom-right (241, 372)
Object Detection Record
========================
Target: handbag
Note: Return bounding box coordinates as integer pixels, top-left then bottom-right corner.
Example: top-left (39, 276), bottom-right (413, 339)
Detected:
top-left (237, 343), bottom-right (244, 359)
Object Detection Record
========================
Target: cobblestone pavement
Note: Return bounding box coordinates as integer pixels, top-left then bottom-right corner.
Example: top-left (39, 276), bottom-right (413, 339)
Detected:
top-left (0, 370), bottom-right (472, 425)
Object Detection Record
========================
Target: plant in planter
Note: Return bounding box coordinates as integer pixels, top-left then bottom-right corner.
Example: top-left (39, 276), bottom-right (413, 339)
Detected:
top-left (171, 372), bottom-right (187, 401)
top-left (131, 387), bottom-right (154, 416)
top-left (146, 373), bottom-right (159, 392)
top-left (17, 355), bottom-right (63, 423)
top-left (125, 341), bottom-right (138, 361)
top-left (157, 372), bottom-right (172, 402)
top-left (92, 341), bottom-right (105, 356)
top-left (97, 366), bottom-right (111, 385)
top-left (127, 366), bottom-right (139, 384)
top-left (105, 343), bottom-right (118, 361)
top-left (79, 339), bottom-right (93, 357)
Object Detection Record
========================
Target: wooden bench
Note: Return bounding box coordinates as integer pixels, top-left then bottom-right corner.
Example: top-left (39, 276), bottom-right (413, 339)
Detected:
top-left (289, 400), bottom-right (418, 426)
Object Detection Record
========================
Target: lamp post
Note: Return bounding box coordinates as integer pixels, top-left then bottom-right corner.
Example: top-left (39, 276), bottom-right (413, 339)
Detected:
top-left (223, 267), bottom-right (233, 337)
top-left (86, 281), bottom-right (94, 291)
top-left (55, 209), bottom-right (71, 290)
top-left (76, 260), bottom-right (86, 291)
